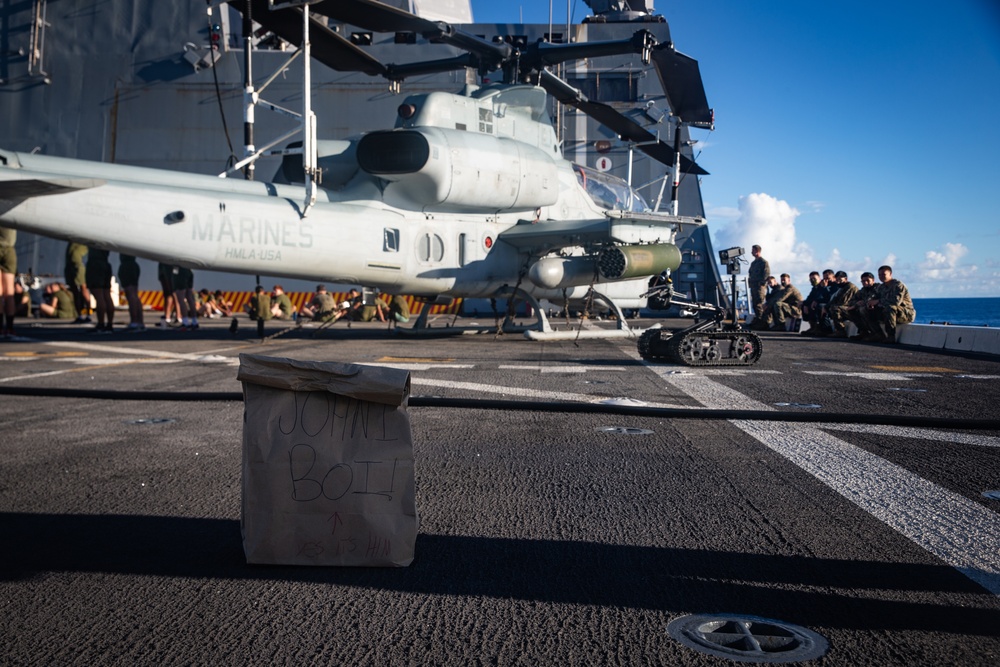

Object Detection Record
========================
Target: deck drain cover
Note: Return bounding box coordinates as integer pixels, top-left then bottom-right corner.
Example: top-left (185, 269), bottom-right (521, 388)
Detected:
top-left (125, 418), bottom-right (177, 425)
top-left (596, 426), bottom-right (653, 435)
top-left (774, 402), bottom-right (822, 409)
top-left (668, 614), bottom-right (828, 663)
top-left (983, 490), bottom-right (1000, 501)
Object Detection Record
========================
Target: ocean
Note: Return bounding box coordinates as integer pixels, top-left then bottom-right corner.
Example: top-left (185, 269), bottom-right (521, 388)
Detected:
top-left (912, 298), bottom-right (1000, 328)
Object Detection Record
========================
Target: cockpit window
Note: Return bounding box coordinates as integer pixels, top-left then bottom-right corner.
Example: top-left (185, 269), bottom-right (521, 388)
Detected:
top-left (573, 164), bottom-right (651, 213)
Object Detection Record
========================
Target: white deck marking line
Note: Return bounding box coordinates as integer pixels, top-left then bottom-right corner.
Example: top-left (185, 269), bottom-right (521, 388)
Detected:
top-left (411, 377), bottom-right (689, 409)
top-left (358, 363), bottom-right (474, 371)
top-left (811, 423), bottom-right (1000, 448)
top-left (0, 369), bottom-right (84, 383)
top-left (0, 357), bottom-right (177, 383)
top-left (650, 368), bottom-right (1000, 596)
top-left (56, 357), bottom-right (178, 365)
top-left (694, 369), bottom-right (783, 375)
top-left (803, 371), bottom-right (938, 381)
top-left (498, 365), bottom-right (628, 373)
top-left (43, 340), bottom-right (239, 364)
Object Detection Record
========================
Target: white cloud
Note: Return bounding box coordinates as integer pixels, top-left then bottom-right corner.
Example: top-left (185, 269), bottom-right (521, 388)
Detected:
top-left (713, 192), bottom-right (803, 263)
top-left (921, 242), bottom-right (968, 269)
top-left (915, 242), bottom-right (977, 281)
top-left (709, 197), bottom-right (997, 296)
top-left (711, 192), bottom-right (819, 286)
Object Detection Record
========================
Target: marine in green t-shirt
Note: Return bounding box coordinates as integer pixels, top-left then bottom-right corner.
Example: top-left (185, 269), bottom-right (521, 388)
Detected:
top-left (271, 285), bottom-right (294, 320)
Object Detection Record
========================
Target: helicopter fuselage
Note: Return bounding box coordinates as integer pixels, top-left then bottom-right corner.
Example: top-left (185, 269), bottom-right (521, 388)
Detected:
top-left (0, 85), bottom-right (698, 309)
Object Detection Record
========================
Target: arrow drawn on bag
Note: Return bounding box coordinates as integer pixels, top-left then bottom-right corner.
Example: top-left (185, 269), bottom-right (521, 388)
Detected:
top-left (327, 511), bottom-right (343, 536)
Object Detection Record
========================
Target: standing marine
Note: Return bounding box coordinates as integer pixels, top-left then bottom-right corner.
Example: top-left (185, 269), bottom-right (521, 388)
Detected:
top-left (747, 244), bottom-right (770, 324)
top-left (64, 242), bottom-right (91, 323)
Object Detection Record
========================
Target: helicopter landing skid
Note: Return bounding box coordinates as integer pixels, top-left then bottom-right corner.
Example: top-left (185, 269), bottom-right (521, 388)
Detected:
top-left (394, 286), bottom-right (548, 337)
top-left (395, 286), bottom-right (641, 340)
top-left (524, 287), bottom-right (638, 341)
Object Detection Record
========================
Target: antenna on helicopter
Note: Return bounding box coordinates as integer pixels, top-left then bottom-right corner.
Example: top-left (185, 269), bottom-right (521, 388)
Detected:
top-left (218, 0), bottom-right (322, 217)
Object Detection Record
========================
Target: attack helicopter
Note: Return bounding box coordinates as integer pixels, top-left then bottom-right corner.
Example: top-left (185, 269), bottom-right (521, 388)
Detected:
top-left (0, 0), bottom-right (716, 340)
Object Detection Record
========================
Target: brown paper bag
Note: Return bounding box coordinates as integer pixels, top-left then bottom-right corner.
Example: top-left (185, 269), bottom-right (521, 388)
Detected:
top-left (237, 353), bottom-right (418, 566)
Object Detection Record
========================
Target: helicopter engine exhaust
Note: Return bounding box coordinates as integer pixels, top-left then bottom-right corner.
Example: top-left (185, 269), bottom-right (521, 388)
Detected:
top-left (357, 128), bottom-right (558, 211)
top-left (528, 243), bottom-right (681, 290)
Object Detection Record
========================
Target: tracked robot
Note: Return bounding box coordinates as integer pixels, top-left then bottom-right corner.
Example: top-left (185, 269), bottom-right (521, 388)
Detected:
top-left (637, 247), bottom-right (762, 366)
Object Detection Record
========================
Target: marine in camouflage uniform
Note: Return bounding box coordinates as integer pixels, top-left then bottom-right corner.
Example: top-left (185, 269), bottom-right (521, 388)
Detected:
top-left (826, 271), bottom-right (858, 337)
top-left (804, 269), bottom-right (842, 335)
top-left (861, 266), bottom-right (915, 343)
top-left (770, 273), bottom-right (804, 329)
top-left (752, 275), bottom-right (779, 329)
top-left (845, 272), bottom-right (879, 339)
top-left (747, 245), bottom-right (770, 321)
top-left (64, 242), bottom-right (90, 318)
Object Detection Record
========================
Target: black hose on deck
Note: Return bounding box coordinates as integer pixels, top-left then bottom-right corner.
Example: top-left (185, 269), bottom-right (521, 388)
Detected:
top-left (0, 386), bottom-right (997, 431)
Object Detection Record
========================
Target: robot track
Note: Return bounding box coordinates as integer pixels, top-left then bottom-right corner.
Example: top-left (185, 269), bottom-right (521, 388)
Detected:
top-left (638, 328), bottom-right (762, 366)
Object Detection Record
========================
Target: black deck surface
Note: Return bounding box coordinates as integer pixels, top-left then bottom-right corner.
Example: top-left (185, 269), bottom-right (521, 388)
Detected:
top-left (2, 315), bottom-right (998, 665)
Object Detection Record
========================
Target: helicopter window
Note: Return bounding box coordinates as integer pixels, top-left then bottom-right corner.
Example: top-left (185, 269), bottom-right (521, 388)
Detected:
top-left (383, 228), bottom-right (400, 253)
top-left (572, 164), bottom-right (651, 213)
top-left (479, 108), bottom-right (494, 134)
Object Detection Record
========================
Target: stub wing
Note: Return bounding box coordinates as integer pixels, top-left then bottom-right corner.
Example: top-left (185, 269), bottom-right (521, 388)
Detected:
top-left (498, 218), bottom-right (611, 255)
top-left (0, 177), bottom-right (105, 200)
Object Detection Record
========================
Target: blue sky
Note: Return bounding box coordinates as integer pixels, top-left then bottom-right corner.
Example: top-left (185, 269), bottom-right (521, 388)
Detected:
top-left (469, 1), bottom-right (1000, 297)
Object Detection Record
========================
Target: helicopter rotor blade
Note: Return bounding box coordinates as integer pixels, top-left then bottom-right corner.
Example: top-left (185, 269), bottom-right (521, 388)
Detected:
top-left (230, 1), bottom-right (710, 173)
top-left (311, 0), bottom-right (512, 67)
top-left (518, 30), bottom-right (656, 74)
top-left (649, 43), bottom-right (714, 128)
top-left (231, 0), bottom-right (387, 76)
top-left (535, 70), bottom-right (708, 176)
top-left (385, 53), bottom-right (481, 81)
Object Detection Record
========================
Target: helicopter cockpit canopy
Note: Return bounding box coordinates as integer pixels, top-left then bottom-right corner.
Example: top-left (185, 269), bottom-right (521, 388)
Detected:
top-left (573, 164), bottom-right (651, 213)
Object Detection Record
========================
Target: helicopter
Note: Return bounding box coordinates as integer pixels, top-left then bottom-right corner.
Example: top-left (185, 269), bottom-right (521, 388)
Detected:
top-left (0, 0), bottom-right (714, 339)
